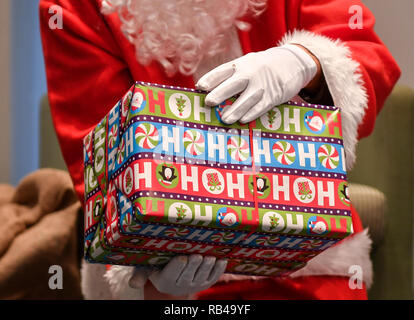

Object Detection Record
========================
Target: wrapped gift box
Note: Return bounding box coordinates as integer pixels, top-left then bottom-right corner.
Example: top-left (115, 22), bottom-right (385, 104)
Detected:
top-left (83, 81), bottom-right (353, 277)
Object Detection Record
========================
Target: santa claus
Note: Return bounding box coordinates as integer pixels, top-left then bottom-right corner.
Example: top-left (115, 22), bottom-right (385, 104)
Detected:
top-left (39, 0), bottom-right (400, 299)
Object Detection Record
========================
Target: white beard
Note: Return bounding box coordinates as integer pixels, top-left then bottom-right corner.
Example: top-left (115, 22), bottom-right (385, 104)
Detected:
top-left (101, 0), bottom-right (267, 77)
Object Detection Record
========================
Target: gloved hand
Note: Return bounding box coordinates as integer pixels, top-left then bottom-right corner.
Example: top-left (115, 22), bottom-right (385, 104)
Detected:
top-left (196, 44), bottom-right (318, 124)
top-left (129, 255), bottom-right (227, 297)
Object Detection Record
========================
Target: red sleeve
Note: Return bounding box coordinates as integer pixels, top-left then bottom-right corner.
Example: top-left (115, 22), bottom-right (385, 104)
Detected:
top-left (39, 0), bottom-right (133, 203)
top-left (289, 0), bottom-right (401, 139)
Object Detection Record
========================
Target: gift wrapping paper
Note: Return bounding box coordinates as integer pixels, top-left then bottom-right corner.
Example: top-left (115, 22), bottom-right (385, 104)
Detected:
top-left (83, 81), bottom-right (353, 277)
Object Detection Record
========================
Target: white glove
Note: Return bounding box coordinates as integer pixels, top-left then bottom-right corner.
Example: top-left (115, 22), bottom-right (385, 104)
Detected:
top-left (196, 44), bottom-right (318, 124)
top-left (129, 255), bottom-right (227, 297)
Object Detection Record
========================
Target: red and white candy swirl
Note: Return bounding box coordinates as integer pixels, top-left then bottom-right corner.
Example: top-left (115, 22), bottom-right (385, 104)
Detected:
top-left (227, 136), bottom-right (250, 162)
top-left (108, 124), bottom-right (118, 149)
top-left (255, 236), bottom-right (280, 246)
top-left (210, 231), bottom-right (235, 243)
top-left (164, 227), bottom-right (190, 238)
top-left (299, 239), bottom-right (323, 249)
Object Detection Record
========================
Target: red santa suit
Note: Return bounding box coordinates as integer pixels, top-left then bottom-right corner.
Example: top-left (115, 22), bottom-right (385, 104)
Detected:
top-left (39, 0), bottom-right (400, 300)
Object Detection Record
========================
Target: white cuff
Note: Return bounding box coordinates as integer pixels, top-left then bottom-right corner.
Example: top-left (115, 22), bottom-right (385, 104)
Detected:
top-left (81, 261), bottom-right (144, 300)
top-left (289, 228), bottom-right (373, 288)
top-left (104, 265), bottom-right (145, 300)
top-left (80, 261), bottom-right (113, 299)
top-left (279, 29), bottom-right (368, 171)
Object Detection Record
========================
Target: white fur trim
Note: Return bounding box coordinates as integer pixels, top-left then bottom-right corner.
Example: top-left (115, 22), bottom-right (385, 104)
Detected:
top-left (104, 266), bottom-right (145, 300)
top-left (219, 229), bottom-right (373, 288)
top-left (80, 261), bottom-right (113, 300)
top-left (290, 228), bottom-right (373, 288)
top-left (279, 30), bottom-right (368, 171)
top-left (81, 260), bottom-right (145, 300)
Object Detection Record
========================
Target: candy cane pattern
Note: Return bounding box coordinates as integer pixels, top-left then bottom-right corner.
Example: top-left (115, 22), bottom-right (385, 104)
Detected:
top-left (318, 144), bottom-right (340, 169)
top-left (299, 239), bottom-right (323, 249)
top-left (210, 231), bottom-right (236, 243)
top-left (135, 123), bottom-right (159, 149)
top-left (183, 129), bottom-right (205, 156)
top-left (255, 235), bottom-right (281, 246)
top-left (273, 141), bottom-right (296, 165)
top-left (164, 227), bottom-right (190, 238)
top-left (108, 124), bottom-right (118, 149)
top-left (227, 136), bottom-right (250, 162)
top-left (117, 138), bottom-right (125, 164)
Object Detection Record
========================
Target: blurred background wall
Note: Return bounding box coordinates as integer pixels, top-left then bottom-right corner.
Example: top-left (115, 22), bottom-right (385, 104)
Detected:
top-left (362, 0), bottom-right (414, 300)
top-left (0, 0), bottom-right (11, 184)
top-left (10, 0), bottom-right (47, 185)
top-left (1, 0), bottom-right (47, 186)
top-left (363, 0), bottom-right (414, 90)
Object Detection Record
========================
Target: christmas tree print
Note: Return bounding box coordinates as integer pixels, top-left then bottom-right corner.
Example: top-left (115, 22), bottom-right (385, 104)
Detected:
top-left (176, 96), bottom-right (186, 116)
top-left (269, 214), bottom-right (279, 231)
top-left (175, 205), bottom-right (187, 222)
top-left (96, 152), bottom-right (104, 168)
top-left (207, 172), bottom-right (222, 191)
top-left (267, 109), bottom-right (276, 128)
top-left (85, 134), bottom-right (91, 146)
top-left (125, 171), bottom-right (133, 193)
top-left (298, 181), bottom-right (313, 200)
